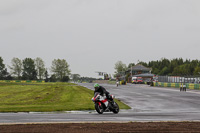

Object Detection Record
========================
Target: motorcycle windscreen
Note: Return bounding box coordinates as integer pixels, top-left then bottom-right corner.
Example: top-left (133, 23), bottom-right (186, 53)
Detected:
top-left (94, 92), bottom-right (100, 98)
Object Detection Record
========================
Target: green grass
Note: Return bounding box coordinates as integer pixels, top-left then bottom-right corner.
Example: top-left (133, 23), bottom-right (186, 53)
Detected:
top-left (0, 82), bottom-right (130, 112)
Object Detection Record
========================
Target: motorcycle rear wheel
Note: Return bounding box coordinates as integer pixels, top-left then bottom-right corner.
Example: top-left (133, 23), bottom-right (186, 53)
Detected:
top-left (95, 103), bottom-right (104, 114)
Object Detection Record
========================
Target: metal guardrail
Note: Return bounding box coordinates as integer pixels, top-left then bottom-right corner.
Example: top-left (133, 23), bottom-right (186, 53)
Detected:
top-left (157, 76), bottom-right (200, 84)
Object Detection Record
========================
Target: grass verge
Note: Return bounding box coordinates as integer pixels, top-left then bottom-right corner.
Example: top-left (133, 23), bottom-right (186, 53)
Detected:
top-left (0, 82), bottom-right (130, 112)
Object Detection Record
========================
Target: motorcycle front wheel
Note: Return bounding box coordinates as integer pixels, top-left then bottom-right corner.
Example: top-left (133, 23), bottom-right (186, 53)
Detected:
top-left (95, 103), bottom-right (104, 114)
top-left (112, 102), bottom-right (119, 114)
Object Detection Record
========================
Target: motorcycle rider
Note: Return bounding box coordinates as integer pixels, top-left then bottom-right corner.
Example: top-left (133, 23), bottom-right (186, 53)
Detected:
top-left (116, 80), bottom-right (119, 87)
top-left (94, 83), bottom-right (113, 102)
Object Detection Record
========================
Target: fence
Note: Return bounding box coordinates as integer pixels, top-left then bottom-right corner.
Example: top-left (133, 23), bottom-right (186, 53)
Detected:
top-left (153, 82), bottom-right (200, 90)
top-left (157, 76), bottom-right (200, 84)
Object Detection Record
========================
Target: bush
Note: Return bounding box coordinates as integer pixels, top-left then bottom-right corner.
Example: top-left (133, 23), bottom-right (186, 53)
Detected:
top-left (62, 76), bottom-right (70, 82)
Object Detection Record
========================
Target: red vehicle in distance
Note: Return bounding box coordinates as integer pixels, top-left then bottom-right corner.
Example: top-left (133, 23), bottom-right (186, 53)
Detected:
top-left (132, 77), bottom-right (144, 84)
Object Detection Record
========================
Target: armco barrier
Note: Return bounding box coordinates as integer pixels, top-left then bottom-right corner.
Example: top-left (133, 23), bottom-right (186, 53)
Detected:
top-left (0, 80), bottom-right (45, 83)
top-left (153, 82), bottom-right (200, 90)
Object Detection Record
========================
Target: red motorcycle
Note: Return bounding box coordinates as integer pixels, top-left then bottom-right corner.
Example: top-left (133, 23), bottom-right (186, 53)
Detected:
top-left (91, 92), bottom-right (119, 114)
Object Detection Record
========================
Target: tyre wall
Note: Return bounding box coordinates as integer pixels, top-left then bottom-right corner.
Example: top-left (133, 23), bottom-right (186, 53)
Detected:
top-left (153, 82), bottom-right (200, 90)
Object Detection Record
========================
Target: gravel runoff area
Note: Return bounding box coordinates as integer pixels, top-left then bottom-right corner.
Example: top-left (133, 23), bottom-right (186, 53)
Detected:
top-left (1, 122), bottom-right (200, 133)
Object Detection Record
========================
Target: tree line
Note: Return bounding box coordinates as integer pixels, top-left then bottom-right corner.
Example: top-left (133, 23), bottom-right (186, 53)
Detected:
top-left (0, 57), bottom-right (71, 82)
top-left (115, 58), bottom-right (200, 76)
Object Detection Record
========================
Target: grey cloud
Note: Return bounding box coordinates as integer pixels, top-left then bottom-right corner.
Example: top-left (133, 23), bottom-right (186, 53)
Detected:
top-left (1, 0), bottom-right (200, 78)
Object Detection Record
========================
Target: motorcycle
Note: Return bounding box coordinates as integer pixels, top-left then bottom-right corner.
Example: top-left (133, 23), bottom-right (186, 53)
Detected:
top-left (91, 92), bottom-right (119, 114)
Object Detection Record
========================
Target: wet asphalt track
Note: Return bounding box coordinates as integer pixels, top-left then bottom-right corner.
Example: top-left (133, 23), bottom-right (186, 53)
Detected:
top-left (1, 83), bottom-right (200, 124)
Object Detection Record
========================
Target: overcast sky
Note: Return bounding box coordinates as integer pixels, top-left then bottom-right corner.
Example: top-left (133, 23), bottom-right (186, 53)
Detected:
top-left (1, 0), bottom-right (200, 78)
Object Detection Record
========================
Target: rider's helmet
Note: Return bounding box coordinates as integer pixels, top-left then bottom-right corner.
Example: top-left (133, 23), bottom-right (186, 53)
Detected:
top-left (94, 83), bottom-right (100, 91)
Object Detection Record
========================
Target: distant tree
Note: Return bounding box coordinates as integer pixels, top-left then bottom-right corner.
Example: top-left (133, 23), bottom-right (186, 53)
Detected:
top-left (32, 70), bottom-right (37, 80)
top-left (0, 57), bottom-right (9, 80)
top-left (152, 68), bottom-right (160, 75)
top-left (5, 74), bottom-right (13, 80)
top-left (44, 69), bottom-right (49, 82)
top-left (8, 58), bottom-right (22, 79)
top-left (125, 73), bottom-right (131, 82)
top-left (49, 74), bottom-right (56, 82)
top-left (148, 60), bottom-right (159, 71)
top-left (193, 67), bottom-right (200, 75)
top-left (114, 61), bottom-right (127, 75)
top-left (189, 60), bottom-right (199, 75)
top-left (172, 64), bottom-right (190, 76)
top-left (1, 68), bottom-right (10, 80)
top-left (185, 59), bottom-right (191, 64)
top-left (22, 58), bottom-right (37, 80)
top-left (125, 58), bottom-right (200, 76)
top-left (51, 59), bottom-right (71, 81)
top-left (159, 66), bottom-right (169, 75)
top-left (62, 76), bottom-right (70, 82)
top-left (138, 61), bottom-right (148, 67)
top-left (128, 63), bottom-right (135, 68)
top-left (159, 58), bottom-right (170, 70)
top-left (71, 74), bottom-right (80, 83)
top-left (35, 57), bottom-right (45, 80)
top-left (177, 58), bottom-right (184, 65)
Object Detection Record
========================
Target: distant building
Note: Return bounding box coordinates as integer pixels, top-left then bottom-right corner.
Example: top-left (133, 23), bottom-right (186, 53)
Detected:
top-left (129, 64), bottom-right (151, 75)
top-left (116, 64), bottom-right (152, 83)
top-left (128, 64), bottom-right (152, 83)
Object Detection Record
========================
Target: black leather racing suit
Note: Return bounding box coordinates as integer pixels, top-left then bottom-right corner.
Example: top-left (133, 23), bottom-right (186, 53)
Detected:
top-left (94, 86), bottom-right (112, 101)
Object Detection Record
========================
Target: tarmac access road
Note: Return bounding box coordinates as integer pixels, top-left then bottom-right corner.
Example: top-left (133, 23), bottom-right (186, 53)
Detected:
top-left (1, 83), bottom-right (200, 124)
